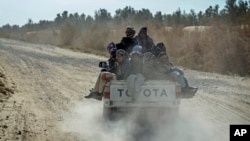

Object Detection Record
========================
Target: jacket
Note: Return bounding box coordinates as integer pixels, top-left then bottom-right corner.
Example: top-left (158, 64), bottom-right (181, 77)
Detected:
top-left (116, 58), bottom-right (131, 80)
top-left (116, 37), bottom-right (137, 54)
top-left (135, 35), bottom-right (155, 53)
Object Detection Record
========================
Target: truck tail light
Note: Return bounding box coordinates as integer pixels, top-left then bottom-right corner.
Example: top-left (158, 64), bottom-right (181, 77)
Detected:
top-left (101, 73), bottom-right (115, 82)
top-left (101, 73), bottom-right (107, 81)
top-left (104, 92), bottom-right (110, 98)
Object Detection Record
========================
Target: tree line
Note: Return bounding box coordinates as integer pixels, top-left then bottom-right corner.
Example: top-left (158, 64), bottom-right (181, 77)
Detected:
top-left (1, 0), bottom-right (250, 33)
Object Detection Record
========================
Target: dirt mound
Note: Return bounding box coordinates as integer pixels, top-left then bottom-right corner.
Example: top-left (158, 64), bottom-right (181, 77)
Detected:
top-left (0, 68), bottom-right (15, 102)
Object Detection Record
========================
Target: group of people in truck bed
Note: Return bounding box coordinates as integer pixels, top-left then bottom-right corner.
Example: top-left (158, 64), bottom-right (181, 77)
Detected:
top-left (85, 26), bottom-right (198, 100)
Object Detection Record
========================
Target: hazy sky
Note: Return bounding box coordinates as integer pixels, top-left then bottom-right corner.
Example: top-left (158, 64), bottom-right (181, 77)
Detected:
top-left (0, 0), bottom-right (226, 26)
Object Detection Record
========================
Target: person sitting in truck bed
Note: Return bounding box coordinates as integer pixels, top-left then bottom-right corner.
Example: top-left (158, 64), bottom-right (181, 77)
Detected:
top-left (84, 49), bottom-right (131, 100)
top-left (143, 47), bottom-right (198, 95)
top-left (126, 45), bottom-right (145, 97)
top-left (105, 42), bottom-right (117, 73)
top-left (129, 45), bottom-right (144, 75)
top-left (159, 52), bottom-right (197, 94)
top-left (116, 26), bottom-right (137, 54)
top-left (135, 27), bottom-right (155, 53)
top-left (143, 52), bottom-right (167, 80)
top-left (115, 49), bottom-right (131, 80)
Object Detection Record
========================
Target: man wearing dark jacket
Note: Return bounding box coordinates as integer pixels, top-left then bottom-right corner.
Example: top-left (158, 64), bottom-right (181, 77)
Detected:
top-left (116, 26), bottom-right (137, 54)
top-left (135, 27), bottom-right (155, 53)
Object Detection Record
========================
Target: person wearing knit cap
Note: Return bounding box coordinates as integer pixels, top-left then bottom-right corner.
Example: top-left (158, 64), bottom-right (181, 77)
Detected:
top-left (135, 27), bottom-right (155, 53)
top-left (116, 26), bottom-right (137, 54)
top-left (140, 27), bottom-right (147, 33)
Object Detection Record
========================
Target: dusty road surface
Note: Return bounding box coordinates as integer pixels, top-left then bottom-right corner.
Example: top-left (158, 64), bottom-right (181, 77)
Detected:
top-left (0, 38), bottom-right (250, 141)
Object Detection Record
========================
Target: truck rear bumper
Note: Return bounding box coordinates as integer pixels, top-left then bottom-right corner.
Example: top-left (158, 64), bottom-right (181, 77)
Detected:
top-left (103, 106), bottom-right (180, 121)
top-left (103, 99), bottom-right (181, 108)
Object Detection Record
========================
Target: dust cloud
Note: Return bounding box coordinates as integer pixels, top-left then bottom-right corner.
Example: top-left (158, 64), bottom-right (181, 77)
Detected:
top-left (61, 100), bottom-right (219, 141)
top-left (61, 100), bottom-right (135, 141)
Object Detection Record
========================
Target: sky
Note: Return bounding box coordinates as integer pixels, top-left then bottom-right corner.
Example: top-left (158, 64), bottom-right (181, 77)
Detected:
top-left (0, 0), bottom-right (226, 27)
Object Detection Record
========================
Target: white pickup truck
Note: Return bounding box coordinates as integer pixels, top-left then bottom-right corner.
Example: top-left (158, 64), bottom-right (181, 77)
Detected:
top-left (102, 80), bottom-right (185, 120)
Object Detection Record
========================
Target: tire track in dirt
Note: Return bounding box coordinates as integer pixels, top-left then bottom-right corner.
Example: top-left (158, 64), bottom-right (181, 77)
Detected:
top-left (179, 70), bottom-right (250, 141)
top-left (0, 51), bottom-right (51, 141)
top-left (0, 38), bottom-right (106, 140)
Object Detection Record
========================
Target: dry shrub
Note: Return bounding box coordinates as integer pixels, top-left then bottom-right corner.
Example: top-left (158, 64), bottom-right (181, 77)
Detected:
top-left (38, 30), bottom-right (60, 45)
top-left (106, 28), bottom-right (125, 44)
top-left (4, 22), bottom-right (248, 76)
top-left (0, 29), bottom-right (25, 41)
top-left (72, 26), bottom-right (110, 56)
top-left (238, 25), bottom-right (250, 75)
top-left (0, 30), bottom-right (10, 38)
top-left (59, 23), bottom-right (80, 47)
top-left (56, 24), bottom-right (117, 56)
top-left (149, 25), bottom-right (249, 75)
top-left (23, 30), bottom-right (60, 45)
top-left (24, 31), bottom-right (38, 42)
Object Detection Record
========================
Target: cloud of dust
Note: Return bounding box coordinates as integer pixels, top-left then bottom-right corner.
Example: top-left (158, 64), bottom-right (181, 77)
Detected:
top-left (61, 100), bottom-right (136, 141)
top-left (61, 100), bottom-right (220, 141)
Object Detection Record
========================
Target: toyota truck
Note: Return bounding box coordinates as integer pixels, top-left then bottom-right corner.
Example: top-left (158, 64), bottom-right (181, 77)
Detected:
top-left (97, 60), bottom-right (196, 121)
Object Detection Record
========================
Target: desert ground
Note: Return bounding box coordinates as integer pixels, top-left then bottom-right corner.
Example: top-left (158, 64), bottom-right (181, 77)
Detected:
top-left (0, 38), bottom-right (249, 141)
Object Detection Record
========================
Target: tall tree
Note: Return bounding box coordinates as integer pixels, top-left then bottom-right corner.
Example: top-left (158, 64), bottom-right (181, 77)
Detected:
top-left (85, 15), bottom-right (94, 28)
top-left (173, 8), bottom-right (182, 26)
top-left (225, 0), bottom-right (237, 24)
top-left (213, 5), bottom-right (220, 17)
top-left (62, 11), bottom-right (68, 22)
top-left (114, 6), bottom-right (136, 25)
top-left (188, 9), bottom-right (198, 25)
top-left (237, 0), bottom-right (249, 24)
top-left (133, 8), bottom-right (153, 25)
top-left (154, 11), bottom-right (164, 25)
top-left (94, 9), bottom-right (112, 26)
top-left (55, 13), bottom-right (62, 26)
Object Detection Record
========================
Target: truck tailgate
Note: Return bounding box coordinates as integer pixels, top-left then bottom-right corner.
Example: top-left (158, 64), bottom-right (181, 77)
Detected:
top-left (108, 80), bottom-right (180, 107)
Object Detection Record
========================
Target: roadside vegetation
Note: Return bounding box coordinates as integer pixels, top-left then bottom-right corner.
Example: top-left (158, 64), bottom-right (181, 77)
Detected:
top-left (0, 0), bottom-right (249, 76)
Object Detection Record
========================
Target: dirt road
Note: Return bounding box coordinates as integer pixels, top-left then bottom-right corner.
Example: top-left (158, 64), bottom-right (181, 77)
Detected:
top-left (0, 38), bottom-right (249, 141)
